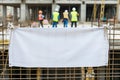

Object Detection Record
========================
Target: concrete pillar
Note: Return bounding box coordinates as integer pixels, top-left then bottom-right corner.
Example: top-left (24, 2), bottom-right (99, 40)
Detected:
top-left (81, 2), bottom-right (86, 22)
top-left (117, 0), bottom-right (120, 22)
top-left (79, 5), bottom-right (81, 21)
top-left (20, 3), bottom-right (26, 22)
top-left (52, 4), bottom-right (56, 13)
top-left (29, 8), bottom-right (32, 21)
top-left (13, 7), bottom-right (18, 22)
top-left (26, 5), bottom-right (30, 21)
top-left (52, 0), bottom-right (56, 13)
top-left (51, 4), bottom-right (55, 18)
top-left (1, 5), bottom-right (7, 24)
top-left (18, 8), bottom-right (20, 22)
top-left (52, 3), bottom-right (60, 14)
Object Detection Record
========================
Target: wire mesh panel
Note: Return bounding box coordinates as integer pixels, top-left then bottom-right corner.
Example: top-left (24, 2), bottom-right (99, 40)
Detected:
top-left (0, 25), bottom-right (120, 80)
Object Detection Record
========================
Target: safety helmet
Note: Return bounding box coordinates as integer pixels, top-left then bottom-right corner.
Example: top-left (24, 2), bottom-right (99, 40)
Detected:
top-left (65, 10), bottom-right (68, 12)
top-left (55, 8), bottom-right (59, 12)
top-left (72, 7), bottom-right (76, 11)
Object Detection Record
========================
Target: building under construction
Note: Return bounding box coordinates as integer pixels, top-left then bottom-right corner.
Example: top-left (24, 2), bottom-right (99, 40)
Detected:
top-left (0, 0), bottom-right (120, 23)
top-left (0, 0), bottom-right (120, 80)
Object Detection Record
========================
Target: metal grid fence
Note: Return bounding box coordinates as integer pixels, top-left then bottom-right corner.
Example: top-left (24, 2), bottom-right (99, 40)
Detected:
top-left (0, 24), bottom-right (120, 80)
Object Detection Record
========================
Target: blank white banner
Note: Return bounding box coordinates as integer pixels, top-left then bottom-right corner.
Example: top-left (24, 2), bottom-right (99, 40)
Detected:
top-left (9, 27), bottom-right (109, 67)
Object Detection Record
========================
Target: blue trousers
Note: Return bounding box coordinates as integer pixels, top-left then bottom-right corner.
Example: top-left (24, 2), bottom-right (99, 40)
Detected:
top-left (63, 19), bottom-right (68, 27)
top-left (52, 21), bottom-right (58, 28)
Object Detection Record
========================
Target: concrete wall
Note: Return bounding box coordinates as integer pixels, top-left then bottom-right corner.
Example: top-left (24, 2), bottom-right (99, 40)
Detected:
top-left (0, 0), bottom-right (117, 4)
top-left (118, 0), bottom-right (120, 22)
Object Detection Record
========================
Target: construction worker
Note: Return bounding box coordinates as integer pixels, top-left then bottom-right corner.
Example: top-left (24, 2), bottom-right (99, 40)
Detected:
top-left (63, 10), bottom-right (69, 27)
top-left (52, 8), bottom-right (60, 28)
top-left (70, 7), bottom-right (79, 27)
top-left (38, 10), bottom-right (44, 27)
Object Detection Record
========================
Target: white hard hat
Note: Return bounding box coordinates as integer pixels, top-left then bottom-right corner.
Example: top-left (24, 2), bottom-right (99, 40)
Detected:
top-left (55, 8), bottom-right (59, 12)
top-left (72, 7), bottom-right (76, 11)
top-left (65, 10), bottom-right (68, 12)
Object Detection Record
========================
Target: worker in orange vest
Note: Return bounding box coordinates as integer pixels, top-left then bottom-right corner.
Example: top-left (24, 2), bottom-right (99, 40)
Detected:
top-left (38, 10), bottom-right (44, 27)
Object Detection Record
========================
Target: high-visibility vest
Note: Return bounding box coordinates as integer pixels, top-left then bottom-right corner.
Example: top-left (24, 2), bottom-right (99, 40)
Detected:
top-left (63, 12), bottom-right (68, 19)
top-left (53, 12), bottom-right (59, 22)
top-left (71, 11), bottom-right (78, 21)
top-left (38, 14), bottom-right (43, 20)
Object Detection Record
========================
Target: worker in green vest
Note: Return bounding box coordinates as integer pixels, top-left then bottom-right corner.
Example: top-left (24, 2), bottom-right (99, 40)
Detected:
top-left (52, 9), bottom-right (60, 28)
top-left (70, 7), bottom-right (79, 27)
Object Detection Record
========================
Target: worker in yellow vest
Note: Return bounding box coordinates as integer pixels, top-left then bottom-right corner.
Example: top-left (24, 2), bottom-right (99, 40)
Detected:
top-left (70, 7), bottom-right (79, 27)
top-left (63, 10), bottom-right (69, 27)
top-left (52, 9), bottom-right (60, 28)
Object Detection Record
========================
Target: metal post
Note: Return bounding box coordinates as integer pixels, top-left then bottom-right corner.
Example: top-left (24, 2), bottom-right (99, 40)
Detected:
top-left (37, 68), bottom-right (41, 80)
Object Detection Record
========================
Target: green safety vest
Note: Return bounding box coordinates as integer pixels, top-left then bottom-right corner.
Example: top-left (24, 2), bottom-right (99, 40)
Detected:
top-left (53, 12), bottom-right (59, 22)
top-left (71, 11), bottom-right (78, 21)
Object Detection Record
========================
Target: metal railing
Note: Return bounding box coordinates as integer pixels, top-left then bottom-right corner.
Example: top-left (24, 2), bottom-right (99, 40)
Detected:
top-left (0, 22), bottom-right (120, 80)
